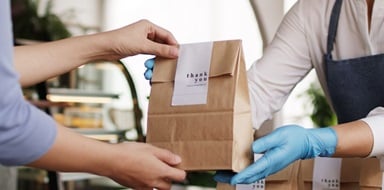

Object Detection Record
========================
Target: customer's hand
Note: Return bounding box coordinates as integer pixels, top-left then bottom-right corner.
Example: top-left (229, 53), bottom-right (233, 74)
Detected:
top-left (101, 19), bottom-right (179, 61)
top-left (230, 125), bottom-right (337, 185)
top-left (108, 142), bottom-right (186, 189)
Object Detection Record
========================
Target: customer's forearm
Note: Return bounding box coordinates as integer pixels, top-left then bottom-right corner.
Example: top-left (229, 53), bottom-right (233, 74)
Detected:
top-left (27, 124), bottom-right (115, 177)
top-left (14, 33), bottom-right (112, 87)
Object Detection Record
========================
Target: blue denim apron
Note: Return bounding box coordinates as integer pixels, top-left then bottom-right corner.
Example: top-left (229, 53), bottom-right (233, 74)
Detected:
top-left (325, 0), bottom-right (384, 124)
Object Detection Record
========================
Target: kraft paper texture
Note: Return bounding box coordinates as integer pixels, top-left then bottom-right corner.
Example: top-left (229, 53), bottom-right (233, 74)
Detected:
top-left (147, 40), bottom-right (254, 171)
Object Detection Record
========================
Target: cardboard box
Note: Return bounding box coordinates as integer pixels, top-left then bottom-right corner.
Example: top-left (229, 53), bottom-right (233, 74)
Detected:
top-left (265, 160), bottom-right (300, 190)
top-left (298, 158), bottom-right (361, 190)
top-left (360, 158), bottom-right (383, 190)
top-left (146, 40), bottom-right (254, 171)
top-left (216, 160), bottom-right (300, 190)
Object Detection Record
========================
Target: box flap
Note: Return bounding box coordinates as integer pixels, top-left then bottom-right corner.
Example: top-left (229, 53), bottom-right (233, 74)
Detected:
top-left (152, 40), bottom-right (241, 83)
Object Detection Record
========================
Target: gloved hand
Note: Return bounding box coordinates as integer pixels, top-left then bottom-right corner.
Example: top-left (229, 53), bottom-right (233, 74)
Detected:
top-left (213, 170), bottom-right (237, 184)
top-left (227, 125), bottom-right (337, 185)
top-left (144, 58), bottom-right (155, 80)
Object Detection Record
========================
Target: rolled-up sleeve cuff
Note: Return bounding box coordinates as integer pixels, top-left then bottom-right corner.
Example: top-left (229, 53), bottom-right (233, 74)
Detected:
top-left (361, 115), bottom-right (384, 158)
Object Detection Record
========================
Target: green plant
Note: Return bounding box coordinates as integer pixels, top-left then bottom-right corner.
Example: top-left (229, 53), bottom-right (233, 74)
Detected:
top-left (303, 81), bottom-right (337, 127)
top-left (12, 0), bottom-right (74, 88)
top-left (11, 0), bottom-right (71, 41)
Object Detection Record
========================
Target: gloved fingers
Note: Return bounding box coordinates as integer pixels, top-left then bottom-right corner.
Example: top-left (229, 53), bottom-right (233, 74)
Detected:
top-left (259, 148), bottom-right (292, 176)
top-left (213, 170), bottom-right (237, 183)
top-left (144, 58), bottom-right (155, 69)
top-left (144, 69), bottom-right (153, 80)
top-left (230, 156), bottom-right (269, 185)
top-left (252, 130), bottom-right (283, 154)
top-left (233, 173), bottom-right (265, 185)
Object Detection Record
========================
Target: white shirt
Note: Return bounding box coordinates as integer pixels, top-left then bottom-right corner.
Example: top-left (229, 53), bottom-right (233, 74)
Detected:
top-left (0, 0), bottom-right (57, 165)
top-left (247, 0), bottom-right (384, 157)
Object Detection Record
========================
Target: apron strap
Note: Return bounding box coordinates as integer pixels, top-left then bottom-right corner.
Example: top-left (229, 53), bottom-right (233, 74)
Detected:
top-left (326, 0), bottom-right (343, 57)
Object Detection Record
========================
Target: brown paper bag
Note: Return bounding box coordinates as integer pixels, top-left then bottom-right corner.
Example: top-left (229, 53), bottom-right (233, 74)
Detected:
top-left (298, 158), bottom-right (361, 190)
top-left (146, 40), bottom-right (254, 171)
top-left (216, 160), bottom-right (300, 190)
top-left (360, 158), bottom-right (383, 190)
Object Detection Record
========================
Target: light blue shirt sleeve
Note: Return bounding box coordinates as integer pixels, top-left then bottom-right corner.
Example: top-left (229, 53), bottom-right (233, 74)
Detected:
top-left (0, 0), bottom-right (57, 166)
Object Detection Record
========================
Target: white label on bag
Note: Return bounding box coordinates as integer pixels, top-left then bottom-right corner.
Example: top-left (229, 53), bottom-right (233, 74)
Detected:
top-left (313, 157), bottom-right (342, 190)
top-left (172, 42), bottom-right (212, 106)
top-left (236, 154), bottom-right (265, 190)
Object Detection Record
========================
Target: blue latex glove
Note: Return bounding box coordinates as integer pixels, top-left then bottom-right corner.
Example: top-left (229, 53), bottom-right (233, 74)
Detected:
top-left (214, 170), bottom-right (237, 183)
top-left (144, 58), bottom-right (155, 80)
top-left (221, 125), bottom-right (337, 185)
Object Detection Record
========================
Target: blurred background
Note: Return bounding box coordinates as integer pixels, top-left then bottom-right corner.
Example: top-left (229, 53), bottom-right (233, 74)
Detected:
top-left (5, 0), bottom-right (336, 189)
